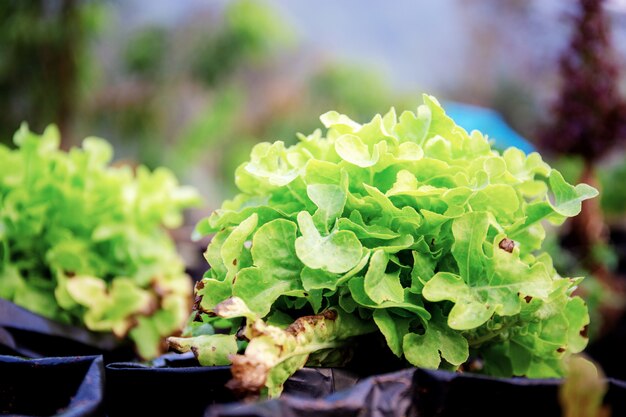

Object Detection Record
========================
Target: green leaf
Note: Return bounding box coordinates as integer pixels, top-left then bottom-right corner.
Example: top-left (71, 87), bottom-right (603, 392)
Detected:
top-left (307, 183), bottom-right (346, 232)
top-left (364, 250), bottom-right (404, 304)
top-left (451, 211), bottom-right (490, 286)
top-left (300, 267), bottom-right (338, 292)
top-left (0, 266), bottom-right (24, 301)
top-left (303, 160), bottom-right (342, 185)
top-left (221, 213), bottom-right (258, 281)
top-left (357, 113), bottom-right (397, 146)
top-left (395, 108), bottom-right (430, 145)
top-left (336, 212), bottom-right (400, 240)
top-left (198, 278), bottom-right (233, 312)
top-left (409, 250), bottom-right (436, 294)
top-left (300, 250), bottom-right (369, 292)
top-left (250, 219), bottom-right (302, 277)
top-left (396, 142), bottom-right (424, 161)
top-left (295, 211), bottom-right (362, 274)
top-left (564, 297), bottom-right (590, 354)
top-left (213, 296), bottom-right (258, 320)
top-left (320, 111), bottom-right (361, 131)
top-left (508, 171), bottom-right (598, 236)
top-left (203, 230), bottom-right (230, 278)
top-left (129, 317), bottom-right (162, 360)
top-left (201, 203), bottom-right (284, 237)
top-left (349, 276), bottom-right (431, 320)
top-left (168, 334), bottom-right (238, 366)
top-left (335, 134), bottom-right (381, 167)
top-left (240, 141), bottom-right (300, 189)
top-left (234, 268), bottom-right (302, 317)
top-left (423, 94), bottom-right (460, 141)
top-left (423, 272), bottom-right (495, 330)
top-left (403, 330), bottom-right (440, 369)
top-left (233, 219), bottom-right (304, 316)
top-left (469, 185), bottom-right (520, 223)
top-left (229, 309), bottom-right (376, 397)
top-left (403, 311), bottom-right (468, 369)
top-left (373, 309), bottom-right (412, 357)
top-left (549, 170), bottom-right (599, 216)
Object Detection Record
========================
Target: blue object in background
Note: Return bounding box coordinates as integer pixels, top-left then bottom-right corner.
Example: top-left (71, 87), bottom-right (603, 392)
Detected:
top-left (444, 102), bottom-right (535, 154)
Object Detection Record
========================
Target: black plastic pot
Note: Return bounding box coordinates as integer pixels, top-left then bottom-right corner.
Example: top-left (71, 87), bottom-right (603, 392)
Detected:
top-left (204, 368), bottom-right (414, 417)
top-left (2, 349), bottom-right (626, 417)
top-left (0, 355), bottom-right (104, 417)
top-left (105, 353), bottom-right (234, 417)
top-left (0, 299), bottom-right (133, 361)
top-left (204, 367), bottom-right (626, 417)
top-left (104, 352), bottom-right (360, 417)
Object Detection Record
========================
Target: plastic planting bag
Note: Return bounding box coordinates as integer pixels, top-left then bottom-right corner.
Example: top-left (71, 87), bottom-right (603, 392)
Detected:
top-left (0, 298), bottom-right (132, 360)
top-left (205, 367), bottom-right (626, 417)
top-left (0, 355), bottom-right (104, 417)
top-left (104, 352), bottom-right (359, 416)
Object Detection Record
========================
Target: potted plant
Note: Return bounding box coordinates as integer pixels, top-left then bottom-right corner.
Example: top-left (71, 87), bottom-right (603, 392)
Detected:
top-left (169, 94), bottom-right (598, 400)
top-left (0, 124), bottom-right (200, 360)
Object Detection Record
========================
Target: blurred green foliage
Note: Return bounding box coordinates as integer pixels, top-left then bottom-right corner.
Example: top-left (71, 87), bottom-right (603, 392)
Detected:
top-left (90, 1), bottom-right (417, 208)
top-left (545, 152), bottom-right (626, 341)
top-left (124, 25), bottom-right (168, 79)
top-left (0, 0), bottom-right (418, 210)
top-left (2, 0), bottom-right (623, 234)
top-left (599, 157), bottom-right (626, 219)
top-left (191, 0), bottom-right (293, 87)
top-left (311, 65), bottom-right (399, 117)
top-left (0, 0), bottom-right (105, 145)
top-left (543, 228), bottom-right (622, 340)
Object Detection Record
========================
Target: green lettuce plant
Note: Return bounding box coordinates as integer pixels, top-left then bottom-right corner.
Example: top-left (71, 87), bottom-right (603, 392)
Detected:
top-left (0, 125), bottom-right (200, 358)
top-left (170, 95), bottom-right (598, 397)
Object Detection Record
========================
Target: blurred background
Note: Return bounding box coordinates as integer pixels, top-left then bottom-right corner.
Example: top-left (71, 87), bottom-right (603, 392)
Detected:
top-left (1, 0), bottom-right (626, 372)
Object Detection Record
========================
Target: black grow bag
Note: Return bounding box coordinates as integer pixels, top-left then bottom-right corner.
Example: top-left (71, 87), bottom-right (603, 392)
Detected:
top-left (104, 352), bottom-right (360, 417)
top-left (3, 350), bottom-right (626, 417)
top-left (204, 367), bottom-right (626, 417)
top-left (0, 299), bottom-right (132, 361)
top-left (0, 355), bottom-right (104, 417)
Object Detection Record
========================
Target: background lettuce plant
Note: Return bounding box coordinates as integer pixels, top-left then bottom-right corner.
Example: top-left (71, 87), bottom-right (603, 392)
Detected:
top-left (0, 125), bottom-right (200, 358)
top-left (171, 95), bottom-right (598, 397)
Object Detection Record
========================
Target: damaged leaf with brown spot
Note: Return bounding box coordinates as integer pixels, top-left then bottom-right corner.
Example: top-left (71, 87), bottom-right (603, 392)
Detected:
top-left (214, 296), bottom-right (257, 320)
top-left (498, 238), bottom-right (515, 253)
top-left (227, 307), bottom-right (375, 397)
top-left (168, 334), bottom-right (238, 366)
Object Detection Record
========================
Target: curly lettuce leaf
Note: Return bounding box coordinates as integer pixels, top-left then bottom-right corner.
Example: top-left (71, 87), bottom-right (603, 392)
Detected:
top-left (229, 306), bottom-right (375, 397)
top-left (423, 212), bottom-right (553, 330)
